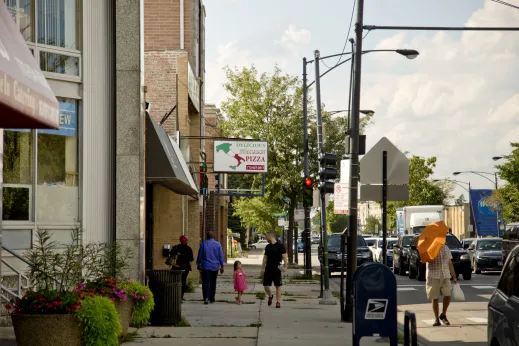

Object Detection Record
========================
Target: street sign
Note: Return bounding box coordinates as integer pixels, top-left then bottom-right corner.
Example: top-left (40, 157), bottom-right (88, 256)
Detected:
top-left (334, 183), bottom-right (349, 214)
top-left (359, 137), bottom-right (409, 185)
top-left (353, 263), bottom-right (397, 346)
top-left (360, 185), bottom-right (409, 201)
top-left (277, 217), bottom-right (285, 227)
top-left (340, 160), bottom-right (350, 183)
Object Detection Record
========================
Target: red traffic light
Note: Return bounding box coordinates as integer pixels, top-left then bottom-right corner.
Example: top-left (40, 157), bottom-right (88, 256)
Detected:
top-left (304, 177), bottom-right (314, 187)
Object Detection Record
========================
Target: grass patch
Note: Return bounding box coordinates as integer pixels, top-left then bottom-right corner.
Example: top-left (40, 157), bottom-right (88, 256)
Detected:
top-left (123, 331), bottom-right (140, 342)
top-left (283, 298), bottom-right (297, 302)
top-left (398, 332), bottom-right (404, 344)
top-left (174, 318), bottom-right (191, 327)
top-left (291, 274), bottom-right (320, 281)
top-left (255, 292), bottom-right (266, 300)
top-left (248, 322), bottom-right (263, 327)
top-left (282, 291), bottom-right (295, 296)
top-left (186, 279), bottom-right (196, 293)
top-left (332, 291), bottom-right (340, 298)
top-left (184, 299), bottom-right (255, 304)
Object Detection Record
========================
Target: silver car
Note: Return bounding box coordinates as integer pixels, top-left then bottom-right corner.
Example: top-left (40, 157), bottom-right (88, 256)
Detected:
top-left (488, 244), bottom-right (519, 346)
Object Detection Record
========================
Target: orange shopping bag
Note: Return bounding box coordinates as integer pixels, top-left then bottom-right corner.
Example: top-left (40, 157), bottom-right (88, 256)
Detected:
top-left (417, 221), bottom-right (448, 263)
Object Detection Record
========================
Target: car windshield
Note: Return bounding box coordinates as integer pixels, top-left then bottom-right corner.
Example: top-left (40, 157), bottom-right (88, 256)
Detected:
top-left (378, 240), bottom-right (396, 248)
top-left (412, 226), bottom-right (426, 234)
top-left (477, 240), bottom-right (502, 250)
top-left (328, 236), bottom-right (367, 248)
top-left (402, 237), bottom-right (413, 247)
top-left (446, 236), bottom-right (461, 249)
top-left (365, 239), bottom-right (376, 247)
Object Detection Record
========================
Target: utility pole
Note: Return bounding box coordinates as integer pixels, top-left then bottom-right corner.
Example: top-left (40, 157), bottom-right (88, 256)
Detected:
top-left (345, 0), bottom-right (365, 322)
top-left (303, 57), bottom-right (312, 277)
top-left (314, 50), bottom-right (336, 305)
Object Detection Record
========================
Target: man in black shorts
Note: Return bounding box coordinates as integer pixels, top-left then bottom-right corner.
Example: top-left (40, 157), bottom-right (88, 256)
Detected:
top-left (261, 232), bottom-right (288, 308)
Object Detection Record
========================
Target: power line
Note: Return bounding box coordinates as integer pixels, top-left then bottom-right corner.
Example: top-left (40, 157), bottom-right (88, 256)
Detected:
top-left (490, 0), bottom-right (519, 10)
top-left (322, 0), bottom-right (356, 69)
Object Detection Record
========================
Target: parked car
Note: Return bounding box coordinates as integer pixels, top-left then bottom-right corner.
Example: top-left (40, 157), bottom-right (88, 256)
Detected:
top-left (503, 222), bottom-right (519, 262)
top-left (321, 232), bottom-right (373, 276)
top-left (312, 236), bottom-right (321, 245)
top-left (488, 244), bottom-right (519, 346)
top-left (408, 234), bottom-right (472, 281)
top-left (371, 237), bottom-right (397, 264)
top-left (293, 241), bottom-right (304, 253)
top-left (468, 238), bottom-right (503, 274)
top-left (461, 238), bottom-right (477, 250)
top-left (249, 239), bottom-right (268, 250)
top-left (392, 234), bottom-right (415, 275)
top-left (365, 237), bottom-right (378, 260)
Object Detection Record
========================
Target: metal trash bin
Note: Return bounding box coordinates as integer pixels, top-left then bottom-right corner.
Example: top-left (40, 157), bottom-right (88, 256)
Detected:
top-left (147, 269), bottom-right (184, 325)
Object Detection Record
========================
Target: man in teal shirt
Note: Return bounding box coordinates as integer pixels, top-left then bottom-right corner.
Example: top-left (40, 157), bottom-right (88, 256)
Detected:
top-left (196, 231), bottom-right (225, 304)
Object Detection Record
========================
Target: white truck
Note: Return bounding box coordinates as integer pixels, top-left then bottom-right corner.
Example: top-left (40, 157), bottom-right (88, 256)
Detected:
top-left (397, 205), bottom-right (445, 235)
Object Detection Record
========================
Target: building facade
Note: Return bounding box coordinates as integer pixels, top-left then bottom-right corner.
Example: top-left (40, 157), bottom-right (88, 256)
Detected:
top-left (1, 0), bottom-right (205, 286)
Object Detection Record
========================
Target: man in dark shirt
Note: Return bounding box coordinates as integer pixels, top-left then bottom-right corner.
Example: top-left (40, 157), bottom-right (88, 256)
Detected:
top-left (261, 231), bottom-right (288, 308)
top-left (170, 235), bottom-right (194, 300)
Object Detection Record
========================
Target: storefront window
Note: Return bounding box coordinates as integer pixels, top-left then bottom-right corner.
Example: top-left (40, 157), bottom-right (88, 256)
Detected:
top-left (5, 0), bottom-right (34, 42)
top-left (3, 130), bottom-right (33, 221)
top-left (37, 0), bottom-right (77, 49)
top-left (36, 98), bottom-right (78, 223)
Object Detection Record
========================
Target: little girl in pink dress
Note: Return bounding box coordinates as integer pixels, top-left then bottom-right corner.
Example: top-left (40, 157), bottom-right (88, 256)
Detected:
top-left (233, 261), bottom-right (248, 304)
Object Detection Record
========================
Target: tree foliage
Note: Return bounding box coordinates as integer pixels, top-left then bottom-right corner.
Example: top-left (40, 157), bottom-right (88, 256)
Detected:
top-left (232, 197), bottom-right (281, 235)
top-left (383, 155), bottom-right (452, 229)
top-left (325, 200), bottom-right (349, 234)
top-left (364, 215), bottom-right (382, 234)
top-left (485, 142), bottom-right (519, 223)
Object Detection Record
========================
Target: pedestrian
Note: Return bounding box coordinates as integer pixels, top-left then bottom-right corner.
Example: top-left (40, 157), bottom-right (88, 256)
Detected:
top-left (196, 231), bottom-right (225, 305)
top-left (233, 260), bottom-right (248, 304)
top-left (261, 231), bottom-right (288, 309)
top-left (426, 243), bottom-right (457, 326)
top-left (169, 235), bottom-right (194, 300)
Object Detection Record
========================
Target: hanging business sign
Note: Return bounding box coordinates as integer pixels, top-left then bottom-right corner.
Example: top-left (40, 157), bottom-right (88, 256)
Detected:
top-left (214, 140), bottom-right (268, 173)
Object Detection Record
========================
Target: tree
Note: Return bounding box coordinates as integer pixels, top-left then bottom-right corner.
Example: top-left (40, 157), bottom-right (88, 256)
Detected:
top-left (365, 215), bottom-right (381, 234)
top-left (455, 194), bottom-right (466, 206)
top-left (485, 142), bottom-right (519, 223)
top-left (383, 155), bottom-right (452, 229)
top-left (232, 197), bottom-right (281, 235)
top-left (228, 198), bottom-right (247, 247)
top-left (326, 200), bottom-right (349, 234)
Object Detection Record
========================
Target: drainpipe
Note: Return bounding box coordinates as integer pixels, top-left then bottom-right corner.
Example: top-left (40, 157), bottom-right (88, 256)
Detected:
top-left (180, 0), bottom-right (184, 49)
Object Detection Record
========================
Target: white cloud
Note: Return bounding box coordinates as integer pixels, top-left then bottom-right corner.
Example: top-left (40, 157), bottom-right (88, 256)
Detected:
top-left (277, 24), bottom-right (311, 54)
top-left (356, 1), bottom-right (519, 197)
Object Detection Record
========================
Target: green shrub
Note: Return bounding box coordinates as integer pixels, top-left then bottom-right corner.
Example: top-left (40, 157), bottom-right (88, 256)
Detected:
top-left (120, 281), bottom-right (155, 328)
top-left (74, 296), bottom-right (121, 346)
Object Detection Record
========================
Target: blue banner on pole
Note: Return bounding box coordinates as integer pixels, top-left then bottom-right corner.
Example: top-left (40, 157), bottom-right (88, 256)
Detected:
top-left (469, 189), bottom-right (497, 237)
top-left (396, 209), bottom-right (405, 235)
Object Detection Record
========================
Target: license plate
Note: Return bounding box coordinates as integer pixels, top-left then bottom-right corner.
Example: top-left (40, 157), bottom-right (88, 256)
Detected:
top-left (498, 261), bottom-right (503, 266)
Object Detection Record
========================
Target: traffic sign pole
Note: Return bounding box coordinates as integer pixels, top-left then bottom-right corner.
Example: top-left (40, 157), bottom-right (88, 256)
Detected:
top-left (382, 151), bottom-right (388, 266)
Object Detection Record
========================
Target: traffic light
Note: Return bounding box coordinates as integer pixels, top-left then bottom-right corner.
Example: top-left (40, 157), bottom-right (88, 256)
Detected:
top-left (200, 163), bottom-right (208, 194)
top-left (319, 152), bottom-right (337, 194)
top-left (303, 177), bottom-right (314, 207)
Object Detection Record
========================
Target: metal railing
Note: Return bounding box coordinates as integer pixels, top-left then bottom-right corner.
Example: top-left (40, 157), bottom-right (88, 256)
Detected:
top-left (404, 310), bottom-right (418, 346)
top-left (1, 245), bottom-right (34, 319)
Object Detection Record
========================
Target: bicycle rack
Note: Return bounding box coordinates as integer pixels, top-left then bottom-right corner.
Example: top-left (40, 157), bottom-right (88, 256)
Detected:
top-left (404, 310), bottom-right (418, 346)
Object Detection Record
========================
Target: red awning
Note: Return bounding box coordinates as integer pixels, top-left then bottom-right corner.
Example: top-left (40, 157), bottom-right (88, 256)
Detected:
top-left (0, 2), bottom-right (59, 129)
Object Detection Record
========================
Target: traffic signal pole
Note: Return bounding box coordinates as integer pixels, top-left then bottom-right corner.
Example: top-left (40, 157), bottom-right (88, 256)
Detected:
top-left (314, 50), bottom-right (336, 305)
top-left (302, 57), bottom-right (313, 278)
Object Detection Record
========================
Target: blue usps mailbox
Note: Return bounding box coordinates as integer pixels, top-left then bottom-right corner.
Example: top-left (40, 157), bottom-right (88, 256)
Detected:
top-left (352, 262), bottom-right (397, 346)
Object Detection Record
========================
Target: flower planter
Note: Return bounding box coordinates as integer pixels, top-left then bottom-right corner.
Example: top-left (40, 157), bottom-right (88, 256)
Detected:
top-left (115, 299), bottom-right (134, 337)
top-left (11, 314), bottom-right (82, 346)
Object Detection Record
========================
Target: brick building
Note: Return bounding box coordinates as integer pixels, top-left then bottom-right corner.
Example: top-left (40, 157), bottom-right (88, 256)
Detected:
top-left (144, 0), bottom-right (206, 277)
top-left (203, 104), bottom-right (230, 257)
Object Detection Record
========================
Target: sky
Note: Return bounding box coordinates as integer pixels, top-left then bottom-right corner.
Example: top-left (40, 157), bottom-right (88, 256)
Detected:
top-left (203, 0), bottom-right (519, 200)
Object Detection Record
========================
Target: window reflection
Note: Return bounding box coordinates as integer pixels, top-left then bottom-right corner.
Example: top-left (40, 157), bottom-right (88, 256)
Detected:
top-left (37, 0), bottom-right (77, 49)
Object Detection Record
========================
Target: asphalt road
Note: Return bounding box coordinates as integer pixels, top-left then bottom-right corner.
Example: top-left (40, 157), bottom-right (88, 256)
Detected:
top-left (330, 267), bottom-right (501, 305)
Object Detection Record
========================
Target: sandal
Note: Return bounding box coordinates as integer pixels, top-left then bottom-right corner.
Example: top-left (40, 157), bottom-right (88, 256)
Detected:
top-left (268, 295), bottom-right (274, 306)
top-left (439, 313), bottom-right (450, 326)
top-left (276, 302), bottom-right (280, 309)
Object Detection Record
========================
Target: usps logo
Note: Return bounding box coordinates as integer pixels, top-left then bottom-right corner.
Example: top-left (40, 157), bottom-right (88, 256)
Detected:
top-left (364, 299), bottom-right (388, 320)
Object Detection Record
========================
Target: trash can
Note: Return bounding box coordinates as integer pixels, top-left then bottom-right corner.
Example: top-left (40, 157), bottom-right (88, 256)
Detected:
top-left (147, 269), bottom-right (184, 325)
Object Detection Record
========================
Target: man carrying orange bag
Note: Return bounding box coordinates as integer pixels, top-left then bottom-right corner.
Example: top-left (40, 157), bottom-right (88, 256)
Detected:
top-left (418, 221), bottom-right (457, 326)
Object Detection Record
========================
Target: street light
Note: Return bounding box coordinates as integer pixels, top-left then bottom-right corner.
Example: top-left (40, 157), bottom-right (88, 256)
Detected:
top-left (395, 49), bottom-right (420, 59)
top-left (492, 156), bottom-right (504, 161)
top-left (432, 179), bottom-right (471, 193)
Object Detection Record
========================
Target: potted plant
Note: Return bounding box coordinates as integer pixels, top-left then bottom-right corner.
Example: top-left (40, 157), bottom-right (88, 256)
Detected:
top-left (121, 281), bottom-right (155, 327)
top-left (73, 276), bottom-right (133, 338)
top-left (6, 289), bottom-right (121, 346)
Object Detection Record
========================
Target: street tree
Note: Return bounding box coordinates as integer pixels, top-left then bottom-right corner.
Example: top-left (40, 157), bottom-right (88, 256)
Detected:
top-left (365, 215), bottom-right (382, 234)
top-left (326, 200), bottom-right (349, 234)
top-left (383, 155), bottom-right (452, 229)
top-left (455, 194), bottom-right (466, 206)
top-left (232, 197), bottom-right (281, 235)
top-left (485, 142), bottom-right (519, 223)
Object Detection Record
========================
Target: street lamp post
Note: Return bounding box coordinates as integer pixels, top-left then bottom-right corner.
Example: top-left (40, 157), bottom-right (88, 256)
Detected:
top-left (453, 171), bottom-right (500, 236)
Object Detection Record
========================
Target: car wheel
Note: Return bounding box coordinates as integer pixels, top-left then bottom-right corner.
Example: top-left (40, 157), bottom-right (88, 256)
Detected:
top-left (417, 263), bottom-right (426, 281)
top-left (408, 264), bottom-right (416, 279)
top-left (399, 259), bottom-right (407, 276)
top-left (463, 270), bottom-right (472, 280)
top-left (250, 246), bottom-right (256, 249)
